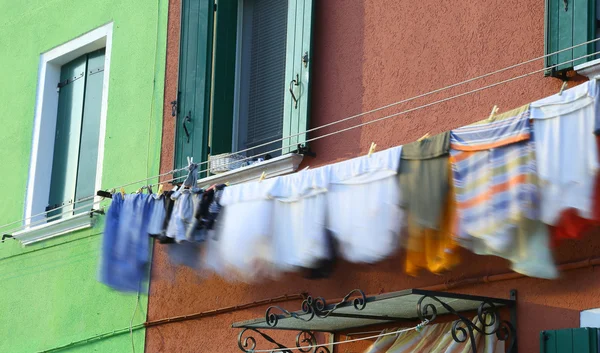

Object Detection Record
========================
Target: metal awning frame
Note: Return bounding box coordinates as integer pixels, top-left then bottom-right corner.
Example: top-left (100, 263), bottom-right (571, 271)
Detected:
top-left (233, 288), bottom-right (518, 353)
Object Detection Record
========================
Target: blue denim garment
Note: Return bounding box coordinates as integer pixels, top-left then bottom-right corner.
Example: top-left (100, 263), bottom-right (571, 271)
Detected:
top-left (100, 193), bottom-right (152, 293)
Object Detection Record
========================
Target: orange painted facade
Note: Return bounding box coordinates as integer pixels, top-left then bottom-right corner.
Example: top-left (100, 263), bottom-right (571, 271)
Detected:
top-left (147, 1), bottom-right (600, 352)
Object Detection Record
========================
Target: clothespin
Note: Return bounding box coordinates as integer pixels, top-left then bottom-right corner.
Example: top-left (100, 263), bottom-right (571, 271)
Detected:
top-left (417, 132), bottom-right (431, 142)
top-left (367, 142), bottom-right (377, 157)
top-left (559, 80), bottom-right (568, 96)
top-left (258, 171), bottom-right (267, 182)
top-left (120, 187), bottom-right (126, 198)
top-left (157, 184), bottom-right (164, 196)
top-left (136, 186), bottom-right (143, 194)
top-left (488, 105), bottom-right (499, 120)
top-left (224, 182), bottom-right (230, 186)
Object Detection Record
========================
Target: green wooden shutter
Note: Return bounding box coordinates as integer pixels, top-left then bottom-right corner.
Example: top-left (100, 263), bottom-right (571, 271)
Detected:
top-left (545, 0), bottom-right (597, 76)
top-left (540, 328), bottom-right (599, 353)
top-left (175, 0), bottom-right (214, 170)
top-left (282, 0), bottom-right (315, 154)
top-left (48, 55), bottom-right (87, 218)
top-left (74, 49), bottom-right (105, 214)
top-left (210, 0), bottom-right (237, 156)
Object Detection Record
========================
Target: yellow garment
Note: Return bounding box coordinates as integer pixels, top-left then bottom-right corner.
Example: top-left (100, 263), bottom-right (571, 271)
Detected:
top-left (405, 161), bottom-right (459, 276)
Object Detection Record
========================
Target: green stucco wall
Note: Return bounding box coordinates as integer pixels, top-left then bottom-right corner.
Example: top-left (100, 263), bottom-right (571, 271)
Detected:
top-left (0, 0), bottom-right (168, 351)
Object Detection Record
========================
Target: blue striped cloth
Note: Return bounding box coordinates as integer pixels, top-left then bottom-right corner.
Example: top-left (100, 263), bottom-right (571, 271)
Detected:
top-left (450, 105), bottom-right (538, 250)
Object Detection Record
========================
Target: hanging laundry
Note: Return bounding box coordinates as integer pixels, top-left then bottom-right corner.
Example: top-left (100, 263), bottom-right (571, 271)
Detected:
top-left (216, 177), bottom-right (280, 281)
top-left (549, 133), bottom-right (600, 244)
top-left (450, 105), bottom-right (557, 279)
top-left (100, 192), bottom-right (152, 292)
top-left (530, 80), bottom-right (600, 225)
top-left (399, 132), bottom-right (459, 276)
top-left (165, 163), bottom-right (204, 243)
top-left (270, 167), bottom-right (331, 271)
top-left (326, 146), bottom-right (404, 263)
top-left (381, 316), bottom-right (504, 353)
top-left (147, 193), bottom-right (166, 238)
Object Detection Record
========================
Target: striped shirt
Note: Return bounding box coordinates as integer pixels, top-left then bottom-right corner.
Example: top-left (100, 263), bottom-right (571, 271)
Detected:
top-left (450, 105), bottom-right (538, 249)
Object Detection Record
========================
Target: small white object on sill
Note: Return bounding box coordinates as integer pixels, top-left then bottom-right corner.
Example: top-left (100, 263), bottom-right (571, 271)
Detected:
top-left (12, 212), bottom-right (98, 246)
top-left (574, 58), bottom-right (600, 79)
top-left (199, 153), bottom-right (304, 186)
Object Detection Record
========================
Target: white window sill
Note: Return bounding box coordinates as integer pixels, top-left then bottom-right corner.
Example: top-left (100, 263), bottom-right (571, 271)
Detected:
top-left (12, 212), bottom-right (98, 246)
top-left (574, 58), bottom-right (600, 79)
top-left (198, 153), bottom-right (304, 186)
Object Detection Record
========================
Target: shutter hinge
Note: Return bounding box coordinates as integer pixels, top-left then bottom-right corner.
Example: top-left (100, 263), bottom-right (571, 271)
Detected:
top-left (214, 0), bottom-right (217, 11)
top-left (563, 0), bottom-right (568, 11)
top-left (57, 71), bottom-right (85, 91)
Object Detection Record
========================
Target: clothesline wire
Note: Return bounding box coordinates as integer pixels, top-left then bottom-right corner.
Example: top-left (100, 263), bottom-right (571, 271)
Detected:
top-left (2, 44), bottom-right (598, 235)
top-left (106, 36), bottom-right (600, 187)
top-left (250, 320), bottom-right (429, 352)
top-left (182, 48), bottom-right (600, 181)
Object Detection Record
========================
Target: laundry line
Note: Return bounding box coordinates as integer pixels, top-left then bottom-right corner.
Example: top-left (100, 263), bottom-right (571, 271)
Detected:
top-left (1, 46), bottom-right (598, 236)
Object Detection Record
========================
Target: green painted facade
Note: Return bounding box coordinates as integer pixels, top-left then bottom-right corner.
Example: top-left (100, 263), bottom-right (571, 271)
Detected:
top-left (0, 0), bottom-right (168, 352)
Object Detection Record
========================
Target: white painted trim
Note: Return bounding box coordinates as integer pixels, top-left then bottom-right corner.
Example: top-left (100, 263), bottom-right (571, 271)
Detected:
top-left (13, 212), bottom-right (98, 246)
top-left (574, 58), bottom-right (600, 79)
top-left (25, 23), bottom-right (113, 227)
top-left (197, 153), bottom-right (303, 186)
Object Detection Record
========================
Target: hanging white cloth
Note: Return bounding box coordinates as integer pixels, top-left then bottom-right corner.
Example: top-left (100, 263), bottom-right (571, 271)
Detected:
top-left (326, 146), bottom-right (404, 263)
top-left (270, 166), bottom-right (330, 270)
top-left (530, 80), bottom-right (600, 225)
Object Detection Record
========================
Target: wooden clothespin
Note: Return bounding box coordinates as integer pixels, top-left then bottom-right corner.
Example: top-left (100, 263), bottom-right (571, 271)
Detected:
top-left (258, 171), bottom-right (267, 182)
top-left (559, 81), bottom-right (568, 96)
top-left (157, 184), bottom-right (164, 196)
top-left (367, 142), bottom-right (377, 157)
top-left (417, 132), bottom-right (431, 142)
top-left (487, 105), bottom-right (499, 121)
top-left (120, 187), bottom-right (126, 198)
top-left (224, 182), bottom-right (230, 186)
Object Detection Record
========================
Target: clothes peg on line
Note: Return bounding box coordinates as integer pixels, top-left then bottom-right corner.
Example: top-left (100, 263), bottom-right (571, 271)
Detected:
top-left (559, 80), bottom-right (568, 96)
top-left (120, 187), bottom-right (126, 198)
top-left (258, 171), bottom-right (267, 182)
top-left (417, 132), bottom-right (431, 142)
top-left (157, 184), bottom-right (164, 196)
top-left (488, 105), bottom-right (499, 120)
top-left (367, 142), bottom-right (377, 157)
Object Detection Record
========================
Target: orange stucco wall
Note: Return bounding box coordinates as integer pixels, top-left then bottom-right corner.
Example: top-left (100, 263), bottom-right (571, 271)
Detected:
top-left (147, 1), bottom-right (600, 352)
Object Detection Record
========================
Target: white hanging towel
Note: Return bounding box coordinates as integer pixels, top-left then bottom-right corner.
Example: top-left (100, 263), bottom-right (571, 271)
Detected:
top-left (326, 146), bottom-right (404, 263)
top-left (269, 166), bottom-right (331, 270)
top-left (217, 177), bottom-right (279, 281)
top-left (530, 80), bottom-right (600, 225)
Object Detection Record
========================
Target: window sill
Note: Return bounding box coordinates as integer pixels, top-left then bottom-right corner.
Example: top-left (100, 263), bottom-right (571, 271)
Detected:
top-left (12, 212), bottom-right (98, 246)
top-left (574, 58), bottom-right (600, 79)
top-left (198, 153), bottom-right (304, 186)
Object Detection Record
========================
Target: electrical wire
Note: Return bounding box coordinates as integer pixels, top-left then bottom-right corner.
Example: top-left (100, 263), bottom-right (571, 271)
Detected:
top-left (2, 45), bottom-right (599, 235)
top-left (250, 320), bottom-right (429, 352)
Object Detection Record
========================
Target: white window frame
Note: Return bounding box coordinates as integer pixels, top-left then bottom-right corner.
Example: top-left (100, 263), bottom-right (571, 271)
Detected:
top-left (24, 23), bottom-right (113, 229)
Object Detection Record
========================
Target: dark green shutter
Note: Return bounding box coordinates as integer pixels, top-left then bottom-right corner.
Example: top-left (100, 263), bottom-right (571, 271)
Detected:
top-left (282, 0), bottom-right (315, 154)
top-left (545, 0), bottom-right (597, 75)
top-left (210, 0), bottom-right (238, 155)
top-left (175, 0), bottom-right (214, 170)
top-left (74, 49), bottom-right (105, 214)
top-left (48, 50), bottom-right (105, 219)
top-left (540, 328), bottom-right (599, 353)
top-left (48, 55), bottom-right (87, 218)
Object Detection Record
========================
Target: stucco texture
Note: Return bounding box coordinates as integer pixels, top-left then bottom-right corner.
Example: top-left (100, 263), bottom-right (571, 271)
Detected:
top-left (148, 0), bottom-right (599, 353)
top-left (0, 0), bottom-right (168, 352)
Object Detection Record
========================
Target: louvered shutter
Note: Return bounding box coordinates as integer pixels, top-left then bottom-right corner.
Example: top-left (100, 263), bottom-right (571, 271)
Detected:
top-left (175, 0), bottom-right (214, 170)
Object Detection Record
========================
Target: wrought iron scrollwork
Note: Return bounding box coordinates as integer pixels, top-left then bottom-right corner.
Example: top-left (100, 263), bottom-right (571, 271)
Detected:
top-left (237, 328), bottom-right (330, 353)
top-left (266, 289), bottom-right (367, 328)
top-left (238, 328), bottom-right (292, 353)
top-left (417, 295), bottom-right (515, 353)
